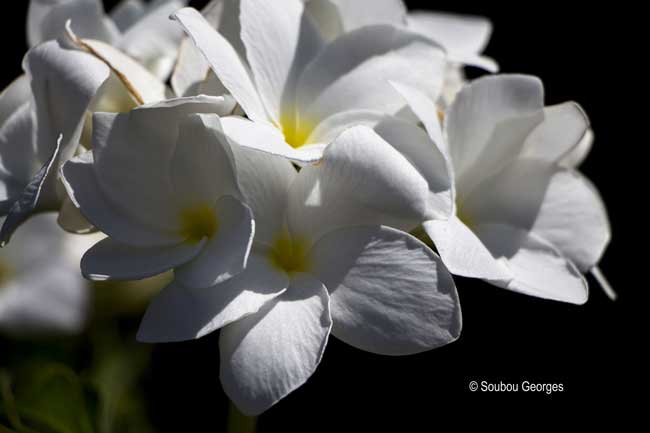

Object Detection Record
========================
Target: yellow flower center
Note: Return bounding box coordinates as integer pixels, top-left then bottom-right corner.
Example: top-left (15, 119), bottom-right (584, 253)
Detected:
top-left (179, 205), bottom-right (218, 244)
top-left (269, 235), bottom-right (310, 275)
top-left (279, 113), bottom-right (314, 149)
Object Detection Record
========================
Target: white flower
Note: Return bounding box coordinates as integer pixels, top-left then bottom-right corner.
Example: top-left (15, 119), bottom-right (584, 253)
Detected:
top-left (353, 75), bottom-right (609, 304)
top-left (303, 0), bottom-right (498, 106)
top-left (137, 136), bottom-right (461, 415)
top-left (61, 98), bottom-right (252, 289)
top-left (172, 1), bottom-right (446, 163)
top-left (0, 39), bottom-right (110, 244)
top-left (0, 213), bottom-right (98, 336)
top-left (28, 0), bottom-right (189, 80)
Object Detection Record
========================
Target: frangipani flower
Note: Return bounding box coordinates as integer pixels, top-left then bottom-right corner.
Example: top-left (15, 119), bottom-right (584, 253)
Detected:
top-left (303, 0), bottom-right (497, 106)
top-left (1, 20), bottom-right (186, 240)
top-left (359, 75), bottom-right (609, 304)
top-left (0, 39), bottom-right (110, 245)
top-left (61, 97), bottom-right (252, 290)
top-left (0, 214), bottom-right (97, 336)
top-left (137, 135), bottom-right (461, 415)
top-left (28, 0), bottom-right (188, 80)
top-left (172, 0), bottom-right (446, 163)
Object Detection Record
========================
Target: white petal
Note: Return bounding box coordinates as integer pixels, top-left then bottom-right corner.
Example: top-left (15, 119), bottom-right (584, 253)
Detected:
top-left (219, 273), bottom-right (331, 416)
top-left (61, 153), bottom-right (183, 247)
top-left (25, 39), bottom-right (111, 166)
top-left (91, 97), bottom-right (231, 231)
top-left (171, 114), bottom-right (239, 209)
top-left (28, 0), bottom-right (119, 47)
top-left (560, 129), bottom-right (593, 168)
top-left (446, 74), bottom-right (544, 196)
top-left (175, 195), bottom-right (254, 289)
top-left (460, 159), bottom-right (557, 230)
top-left (306, 109), bottom-right (385, 146)
top-left (172, 7), bottom-right (268, 122)
top-left (138, 253), bottom-right (288, 342)
top-left (521, 102), bottom-right (590, 164)
top-left (240, 0), bottom-right (323, 123)
top-left (0, 136), bottom-right (61, 246)
top-left (118, 0), bottom-right (187, 80)
top-left (81, 236), bottom-right (204, 281)
top-left (422, 216), bottom-right (512, 281)
top-left (308, 0), bottom-right (406, 40)
top-left (461, 159), bottom-right (610, 272)
top-left (474, 223), bottom-right (588, 304)
top-left (408, 11), bottom-right (492, 56)
top-left (390, 81), bottom-right (445, 151)
top-left (289, 126), bottom-right (433, 245)
top-left (0, 103), bottom-right (36, 188)
top-left (310, 225), bottom-right (461, 355)
top-left (373, 116), bottom-right (452, 219)
top-left (531, 170), bottom-right (610, 272)
top-left (0, 75), bottom-right (30, 127)
top-left (66, 24), bottom-right (168, 104)
top-left (171, 36), bottom-right (211, 97)
top-left (297, 25), bottom-right (445, 124)
top-left (220, 116), bottom-right (322, 164)
top-left (228, 143), bottom-right (297, 245)
top-left (110, 0), bottom-right (146, 31)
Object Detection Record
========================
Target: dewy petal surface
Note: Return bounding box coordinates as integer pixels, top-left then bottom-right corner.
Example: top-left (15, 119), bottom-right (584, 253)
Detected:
top-left (219, 273), bottom-right (331, 416)
top-left (137, 253), bottom-right (288, 343)
top-left (310, 225), bottom-right (461, 355)
top-left (474, 223), bottom-right (588, 304)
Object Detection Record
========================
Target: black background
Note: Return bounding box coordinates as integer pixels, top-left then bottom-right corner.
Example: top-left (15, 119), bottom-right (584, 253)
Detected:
top-left (1, 0), bottom-right (641, 429)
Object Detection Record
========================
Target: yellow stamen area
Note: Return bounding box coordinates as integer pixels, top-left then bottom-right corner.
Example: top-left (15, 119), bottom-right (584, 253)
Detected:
top-left (456, 203), bottom-right (475, 230)
top-left (0, 259), bottom-right (14, 287)
top-left (279, 114), bottom-right (314, 149)
top-left (179, 205), bottom-right (218, 244)
top-left (269, 235), bottom-right (310, 275)
top-left (437, 108), bottom-right (446, 124)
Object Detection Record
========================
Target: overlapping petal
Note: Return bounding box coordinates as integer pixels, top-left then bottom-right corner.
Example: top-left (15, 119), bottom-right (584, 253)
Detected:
top-left (310, 225), bottom-right (461, 355)
top-left (219, 273), bottom-right (331, 416)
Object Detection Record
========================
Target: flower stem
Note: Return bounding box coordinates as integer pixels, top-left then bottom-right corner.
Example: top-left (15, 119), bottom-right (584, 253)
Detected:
top-left (591, 266), bottom-right (617, 301)
top-left (226, 401), bottom-right (257, 433)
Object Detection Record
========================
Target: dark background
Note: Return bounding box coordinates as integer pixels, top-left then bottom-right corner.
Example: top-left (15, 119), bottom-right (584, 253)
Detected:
top-left (1, 0), bottom-right (641, 429)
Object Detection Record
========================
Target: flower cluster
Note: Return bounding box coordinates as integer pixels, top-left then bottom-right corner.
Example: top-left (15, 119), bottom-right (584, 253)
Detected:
top-left (1, 0), bottom-right (612, 415)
